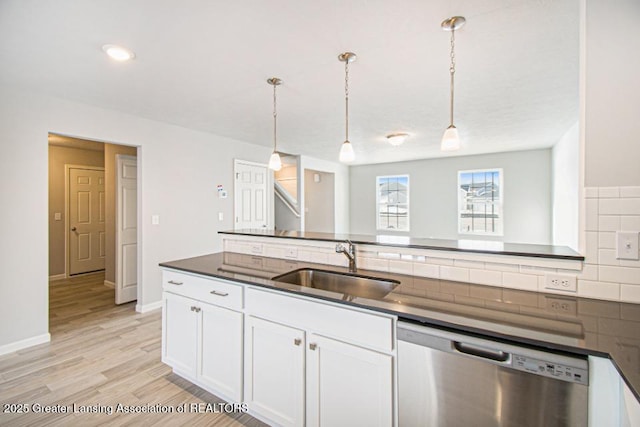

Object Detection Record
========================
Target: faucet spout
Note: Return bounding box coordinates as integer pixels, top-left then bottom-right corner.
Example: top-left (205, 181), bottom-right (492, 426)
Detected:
top-left (335, 240), bottom-right (357, 272)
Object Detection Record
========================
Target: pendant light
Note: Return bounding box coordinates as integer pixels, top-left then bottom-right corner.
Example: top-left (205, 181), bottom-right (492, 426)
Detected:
top-left (267, 77), bottom-right (283, 171)
top-left (441, 16), bottom-right (466, 152)
top-left (338, 52), bottom-right (357, 163)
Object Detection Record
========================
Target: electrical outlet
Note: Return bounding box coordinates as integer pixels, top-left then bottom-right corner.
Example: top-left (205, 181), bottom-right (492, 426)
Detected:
top-left (285, 248), bottom-right (298, 259)
top-left (251, 244), bottom-right (263, 255)
top-left (544, 274), bottom-right (577, 292)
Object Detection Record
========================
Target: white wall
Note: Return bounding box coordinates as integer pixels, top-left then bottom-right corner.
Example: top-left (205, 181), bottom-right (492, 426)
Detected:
top-left (299, 155), bottom-right (350, 233)
top-left (0, 85), bottom-right (271, 351)
top-left (552, 122), bottom-right (579, 250)
top-left (584, 0), bottom-right (640, 187)
top-left (304, 169), bottom-right (335, 232)
top-left (349, 149), bottom-right (552, 244)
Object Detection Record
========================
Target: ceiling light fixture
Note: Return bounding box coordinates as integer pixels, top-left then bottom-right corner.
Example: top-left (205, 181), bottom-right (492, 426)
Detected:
top-left (102, 44), bottom-right (136, 61)
top-left (440, 16), bottom-right (466, 152)
top-left (267, 77), bottom-right (283, 171)
top-left (338, 52), bottom-right (357, 163)
top-left (386, 133), bottom-right (409, 146)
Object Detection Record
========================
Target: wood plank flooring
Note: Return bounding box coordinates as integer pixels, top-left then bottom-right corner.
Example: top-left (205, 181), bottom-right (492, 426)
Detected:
top-left (0, 273), bottom-right (268, 426)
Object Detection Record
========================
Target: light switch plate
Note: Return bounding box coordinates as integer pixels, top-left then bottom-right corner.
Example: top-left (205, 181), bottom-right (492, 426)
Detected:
top-left (54, 212), bottom-right (62, 221)
top-left (616, 231), bottom-right (639, 260)
top-left (218, 212), bottom-right (224, 221)
top-left (151, 215), bottom-right (160, 225)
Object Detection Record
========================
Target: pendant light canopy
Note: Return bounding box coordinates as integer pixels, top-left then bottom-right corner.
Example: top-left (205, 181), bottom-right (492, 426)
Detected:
top-left (267, 77), bottom-right (283, 171)
top-left (338, 52), bottom-right (357, 163)
top-left (441, 16), bottom-right (465, 152)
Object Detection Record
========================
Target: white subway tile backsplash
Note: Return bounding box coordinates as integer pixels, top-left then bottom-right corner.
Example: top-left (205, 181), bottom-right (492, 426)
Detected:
top-left (503, 272), bottom-right (538, 291)
top-left (621, 216), bottom-right (640, 232)
top-left (620, 198), bottom-right (640, 215)
top-left (586, 199), bottom-right (599, 231)
top-left (599, 215), bottom-right (621, 232)
top-left (519, 265), bottom-right (557, 276)
top-left (620, 187), bottom-right (640, 198)
top-left (469, 269), bottom-right (502, 286)
top-left (585, 232), bottom-right (598, 264)
top-left (585, 187), bottom-right (598, 198)
top-left (577, 264), bottom-right (599, 281)
top-left (599, 187), bottom-right (620, 198)
top-left (578, 280), bottom-right (620, 301)
top-left (621, 284), bottom-right (640, 303)
top-left (598, 249), bottom-right (619, 266)
top-left (454, 259), bottom-right (485, 269)
top-left (599, 198), bottom-right (621, 215)
top-left (599, 266), bottom-right (640, 285)
top-left (440, 266), bottom-right (470, 282)
top-left (413, 263), bottom-right (440, 279)
top-left (389, 260), bottom-right (414, 275)
top-left (359, 256), bottom-right (389, 272)
top-left (484, 262), bottom-right (519, 273)
top-left (599, 232), bottom-right (616, 249)
top-left (426, 257), bottom-right (455, 266)
top-left (327, 253), bottom-right (349, 267)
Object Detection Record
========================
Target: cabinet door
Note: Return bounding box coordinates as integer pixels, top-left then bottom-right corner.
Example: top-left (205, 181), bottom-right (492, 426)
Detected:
top-left (199, 302), bottom-right (243, 403)
top-left (245, 316), bottom-right (305, 427)
top-left (306, 334), bottom-right (394, 427)
top-left (163, 293), bottom-right (198, 378)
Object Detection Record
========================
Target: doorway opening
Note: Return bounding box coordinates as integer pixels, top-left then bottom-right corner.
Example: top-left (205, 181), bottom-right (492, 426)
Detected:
top-left (48, 133), bottom-right (139, 319)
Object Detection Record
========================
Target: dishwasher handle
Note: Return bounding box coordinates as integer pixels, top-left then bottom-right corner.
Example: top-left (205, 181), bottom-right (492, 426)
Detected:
top-left (453, 341), bottom-right (510, 363)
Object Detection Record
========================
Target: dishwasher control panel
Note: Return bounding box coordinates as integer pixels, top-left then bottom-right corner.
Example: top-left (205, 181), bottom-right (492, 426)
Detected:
top-left (512, 354), bottom-right (589, 385)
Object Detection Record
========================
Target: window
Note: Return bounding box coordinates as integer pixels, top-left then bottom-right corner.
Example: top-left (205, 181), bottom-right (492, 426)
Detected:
top-left (458, 169), bottom-right (503, 235)
top-left (376, 175), bottom-right (409, 231)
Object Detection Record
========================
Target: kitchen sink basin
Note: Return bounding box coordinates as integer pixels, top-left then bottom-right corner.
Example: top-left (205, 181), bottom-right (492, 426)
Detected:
top-left (271, 268), bottom-right (399, 300)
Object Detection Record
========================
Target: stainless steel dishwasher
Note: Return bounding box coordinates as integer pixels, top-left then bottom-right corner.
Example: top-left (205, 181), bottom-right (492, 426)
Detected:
top-left (397, 322), bottom-right (589, 427)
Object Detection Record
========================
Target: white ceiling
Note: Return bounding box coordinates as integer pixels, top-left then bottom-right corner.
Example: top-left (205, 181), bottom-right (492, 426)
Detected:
top-left (0, 0), bottom-right (579, 165)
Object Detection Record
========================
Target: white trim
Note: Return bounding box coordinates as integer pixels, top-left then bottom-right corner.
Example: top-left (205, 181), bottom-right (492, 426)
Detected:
top-left (49, 273), bottom-right (66, 281)
top-left (104, 280), bottom-right (115, 289)
top-left (578, 0), bottom-right (587, 255)
top-left (136, 300), bottom-right (162, 313)
top-left (64, 164), bottom-right (105, 278)
top-left (0, 333), bottom-right (51, 356)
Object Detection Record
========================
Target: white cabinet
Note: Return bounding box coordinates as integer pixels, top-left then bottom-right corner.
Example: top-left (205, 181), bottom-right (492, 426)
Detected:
top-left (163, 292), bottom-right (198, 378)
top-left (245, 315), bottom-right (306, 427)
top-left (162, 271), bottom-right (243, 403)
top-left (244, 287), bottom-right (396, 427)
top-left (306, 333), bottom-right (394, 427)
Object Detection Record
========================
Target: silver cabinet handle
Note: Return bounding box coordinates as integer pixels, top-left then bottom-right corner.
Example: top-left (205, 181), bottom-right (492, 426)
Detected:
top-left (190, 306), bottom-right (201, 313)
top-left (195, 307), bottom-right (201, 313)
top-left (168, 280), bottom-right (183, 286)
top-left (294, 338), bottom-right (302, 346)
top-left (190, 306), bottom-right (196, 312)
top-left (309, 343), bottom-right (317, 351)
top-left (210, 290), bottom-right (229, 297)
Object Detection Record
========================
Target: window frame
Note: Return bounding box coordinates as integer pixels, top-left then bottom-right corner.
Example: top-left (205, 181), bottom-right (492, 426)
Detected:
top-left (457, 168), bottom-right (504, 236)
top-left (375, 174), bottom-right (410, 232)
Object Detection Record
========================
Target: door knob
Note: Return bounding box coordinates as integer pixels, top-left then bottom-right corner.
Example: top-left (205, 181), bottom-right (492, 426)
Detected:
top-left (71, 227), bottom-right (77, 231)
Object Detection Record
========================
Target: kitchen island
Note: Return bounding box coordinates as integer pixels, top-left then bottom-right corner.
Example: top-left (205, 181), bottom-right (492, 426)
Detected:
top-left (161, 251), bottom-right (640, 425)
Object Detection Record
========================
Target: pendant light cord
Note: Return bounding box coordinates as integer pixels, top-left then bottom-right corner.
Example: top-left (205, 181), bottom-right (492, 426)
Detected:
top-left (449, 29), bottom-right (456, 127)
top-left (273, 82), bottom-right (277, 152)
top-left (345, 60), bottom-right (350, 142)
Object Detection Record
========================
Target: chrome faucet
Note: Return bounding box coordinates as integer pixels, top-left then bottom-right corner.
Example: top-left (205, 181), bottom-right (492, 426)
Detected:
top-left (335, 240), bottom-right (357, 272)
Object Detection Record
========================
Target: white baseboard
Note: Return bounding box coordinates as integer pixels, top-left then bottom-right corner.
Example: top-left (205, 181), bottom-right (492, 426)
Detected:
top-left (136, 300), bottom-right (162, 313)
top-left (0, 333), bottom-right (51, 356)
top-left (49, 274), bottom-right (66, 281)
top-left (103, 280), bottom-right (115, 289)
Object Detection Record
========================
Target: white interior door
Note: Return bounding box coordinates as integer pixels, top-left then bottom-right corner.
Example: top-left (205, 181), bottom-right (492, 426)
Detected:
top-left (69, 167), bottom-right (105, 275)
top-left (234, 160), bottom-right (269, 229)
top-left (115, 155), bottom-right (137, 304)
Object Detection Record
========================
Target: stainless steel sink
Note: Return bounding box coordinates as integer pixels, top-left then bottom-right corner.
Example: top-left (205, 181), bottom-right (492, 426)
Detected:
top-left (272, 268), bottom-right (399, 300)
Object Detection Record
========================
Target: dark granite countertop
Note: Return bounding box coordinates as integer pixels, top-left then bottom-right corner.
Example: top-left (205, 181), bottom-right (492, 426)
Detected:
top-left (219, 229), bottom-right (584, 260)
top-left (160, 252), bottom-right (637, 400)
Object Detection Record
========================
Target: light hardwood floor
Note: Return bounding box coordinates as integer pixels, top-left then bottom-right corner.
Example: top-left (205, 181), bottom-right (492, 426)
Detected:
top-left (0, 272), bottom-right (268, 426)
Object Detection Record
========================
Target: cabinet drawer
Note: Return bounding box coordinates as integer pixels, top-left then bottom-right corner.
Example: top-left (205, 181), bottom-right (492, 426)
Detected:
top-left (163, 270), bottom-right (243, 311)
top-left (246, 287), bottom-right (394, 352)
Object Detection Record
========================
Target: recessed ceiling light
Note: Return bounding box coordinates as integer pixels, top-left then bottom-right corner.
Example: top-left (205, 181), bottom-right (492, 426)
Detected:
top-left (386, 133), bottom-right (409, 146)
top-left (102, 44), bottom-right (136, 61)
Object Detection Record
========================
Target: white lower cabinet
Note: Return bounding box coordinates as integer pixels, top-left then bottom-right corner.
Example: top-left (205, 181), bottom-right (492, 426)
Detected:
top-left (244, 287), bottom-right (396, 427)
top-left (306, 333), bottom-right (394, 427)
top-left (162, 280), bottom-right (243, 403)
top-left (245, 316), bottom-right (306, 427)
